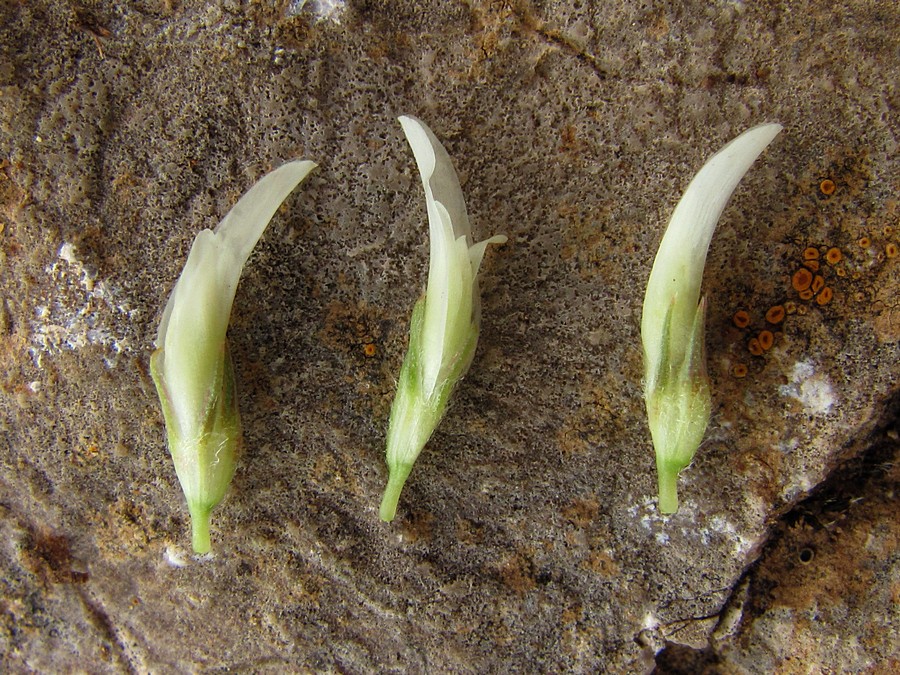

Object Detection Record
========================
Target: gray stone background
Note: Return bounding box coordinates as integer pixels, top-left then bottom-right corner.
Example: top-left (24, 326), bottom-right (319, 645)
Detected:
top-left (1, 0), bottom-right (897, 672)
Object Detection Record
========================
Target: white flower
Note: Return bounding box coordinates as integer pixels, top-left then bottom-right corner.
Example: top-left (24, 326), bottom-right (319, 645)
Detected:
top-left (380, 116), bottom-right (506, 522)
top-left (151, 159), bottom-right (316, 552)
top-left (642, 124), bottom-right (782, 514)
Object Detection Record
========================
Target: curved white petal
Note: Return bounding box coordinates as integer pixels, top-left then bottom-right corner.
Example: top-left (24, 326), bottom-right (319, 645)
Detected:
top-left (156, 159), bottom-right (316, 437)
top-left (400, 116), bottom-right (508, 399)
top-left (469, 234), bottom-right (509, 276)
top-left (400, 116), bottom-right (479, 398)
top-left (214, 160), bottom-right (317, 264)
top-left (642, 123), bottom-right (781, 379)
top-left (158, 229), bottom-right (236, 439)
top-left (157, 159), bottom-right (317, 346)
top-left (467, 234), bottom-right (508, 329)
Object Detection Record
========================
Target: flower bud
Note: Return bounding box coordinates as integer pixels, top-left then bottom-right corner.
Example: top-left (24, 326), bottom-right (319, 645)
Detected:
top-left (642, 124), bottom-right (781, 513)
top-left (151, 160), bottom-right (316, 552)
top-left (380, 116), bottom-right (506, 522)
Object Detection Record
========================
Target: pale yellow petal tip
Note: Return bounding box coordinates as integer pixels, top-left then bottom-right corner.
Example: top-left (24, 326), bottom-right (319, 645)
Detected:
top-left (398, 115), bottom-right (436, 180)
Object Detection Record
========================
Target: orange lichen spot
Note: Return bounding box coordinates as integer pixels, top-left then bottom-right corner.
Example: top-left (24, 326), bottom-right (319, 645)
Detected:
top-left (811, 275), bottom-right (825, 293)
top-left (819, 179), bottom-right (836, 195)
top-left (816, 287), bottom-right (833, 305)
top-left (363, 343), bottom-right (377, 357)
top-left (748, 338), bottom-right (764, 356)
top-left (758, 330), bottom-right (774, 351)
top-left (799, 288), bottom-right (814, 300)
top-left (883, 225), bottom-right (894, 237)
top-left (886, 243), bottom-right (899, 258)
top-left (802, 247), bottom-right (820, 261)
top-left (732, 364), bottom-right (748, 378)
top-left (825, 247), bottom-right (842, 264)
top-left (784, 301), bottom-right (797, 315)
top-left (858, 236), bottom-right (871, 248)
top-left (792, 268), bottom-right (813, 292)
top-left (835, 266), bottom-right (847, 278)
top-left (802, 259), bottom-right (821, 272)
top-left (732, 310), bottom-right (751, 328)
top-left (766, 305), bottom-right (786, 324)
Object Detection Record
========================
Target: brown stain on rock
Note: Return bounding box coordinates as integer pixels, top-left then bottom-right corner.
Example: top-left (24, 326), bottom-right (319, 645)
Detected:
top-left (495, 550), bottom-right (538, 595)
top-left (22, 526), bottom-right (88, 585)
top-left (562, 498), bottom-right (599, 529)
top-left (401, 509), bottom-right (435, 544)
top-left (585, 548), bottom-right (620, 577)
top-left (320, 300), bottom-right (390, 361)
top-left (456, 517), bottom-right (485, 546)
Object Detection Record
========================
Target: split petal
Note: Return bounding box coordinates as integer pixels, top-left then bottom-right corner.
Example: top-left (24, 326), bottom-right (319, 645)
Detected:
top-left (380, 117), bottom-right (506, 522)
top-left (398, 115), bottom-right (471, 240)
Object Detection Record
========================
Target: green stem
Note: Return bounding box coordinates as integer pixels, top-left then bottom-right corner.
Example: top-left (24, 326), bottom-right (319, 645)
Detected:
top-left (379, 464), bottom-right (413, 522)
top-left (189, 505), bottom-right (213, 554)
top-left (657, 465), bottom-right (680, 515)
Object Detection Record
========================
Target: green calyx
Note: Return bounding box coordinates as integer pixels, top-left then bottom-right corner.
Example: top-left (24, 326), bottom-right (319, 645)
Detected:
top-left (380, 295), bottom-right (477, 522)
top-left (151, 341), bottom-right (241, 554)
top-left (644, 297), bottom-right (711, 514)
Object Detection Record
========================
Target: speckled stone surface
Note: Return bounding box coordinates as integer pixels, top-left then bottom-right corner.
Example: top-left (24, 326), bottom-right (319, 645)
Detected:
top-left (0, 1), bottom-right (897, 672)
top-left (712, 429), bottom-right (900, 674)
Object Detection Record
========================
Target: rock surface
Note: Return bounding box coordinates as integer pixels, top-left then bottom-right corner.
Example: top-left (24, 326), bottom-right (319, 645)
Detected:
top-left (0, 1), bottom-right (897, 672)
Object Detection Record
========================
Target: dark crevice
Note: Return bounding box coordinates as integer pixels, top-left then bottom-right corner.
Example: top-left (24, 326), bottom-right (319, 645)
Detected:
top-left (509, 2), bottom-right (610, 81)
top-left (653, 389), bottom-right (900, 674)
top-left (77, 587), bottom-right (137, 675)
top-left (654, 642), bottom-right (721, 674)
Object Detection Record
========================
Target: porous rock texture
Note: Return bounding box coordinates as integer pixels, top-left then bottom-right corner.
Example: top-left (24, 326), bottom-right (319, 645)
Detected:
top-left (0, 1), bottom-right (897, 672)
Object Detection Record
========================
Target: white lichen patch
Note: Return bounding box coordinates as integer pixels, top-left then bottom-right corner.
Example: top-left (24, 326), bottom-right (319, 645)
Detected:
top-left (630, 495), bottom-right (674, 542)
top-left (780, 470), bottom-right (814, 503)
top-left (287, 0), bottom-right (345, 24)
top-left (30, 242), bottom-right (136, 367)
top-left (642, 611), bottom-right (660, 631)
top-left (778, 436), bottom-right (800, 454)
top-left (629, 490), bottom-right (759, 559)
top-left (778, 359), bottom-right (837, 415)
top-left (163, 545), bottom-right (189, 568)
top-left (700, 515), bottom-right (755, 558)
top-left (58, 241), bottom-right (79, 266)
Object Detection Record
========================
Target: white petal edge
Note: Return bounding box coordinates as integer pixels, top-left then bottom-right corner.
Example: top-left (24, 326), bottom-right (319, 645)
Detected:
top-left (420, 200), bottom-right (456, 397)
top-left (469, 234), bottom-right (509, 276)
top-left (398, 115), bottom-right (472, 240)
